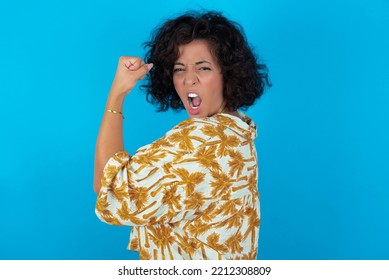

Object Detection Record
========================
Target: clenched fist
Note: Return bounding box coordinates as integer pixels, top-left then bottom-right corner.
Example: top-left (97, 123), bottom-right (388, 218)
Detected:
top-left (109, 56), bottom-right (153, 97)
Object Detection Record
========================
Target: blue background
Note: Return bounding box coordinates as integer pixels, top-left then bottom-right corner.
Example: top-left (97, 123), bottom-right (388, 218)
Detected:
top-left (0, 0), bottom-right (388, 259)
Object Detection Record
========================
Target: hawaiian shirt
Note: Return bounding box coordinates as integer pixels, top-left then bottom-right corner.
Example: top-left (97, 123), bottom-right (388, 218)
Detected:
top-left (95, 112), bottom-right (260, 260)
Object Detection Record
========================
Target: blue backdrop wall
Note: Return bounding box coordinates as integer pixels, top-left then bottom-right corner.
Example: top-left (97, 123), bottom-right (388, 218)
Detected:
top-left (0, 0), bottom-right (388, 259)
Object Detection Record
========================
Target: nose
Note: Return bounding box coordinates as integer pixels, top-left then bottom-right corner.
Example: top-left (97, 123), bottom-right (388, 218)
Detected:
top-left (184, 68), bottom-right (198, 86)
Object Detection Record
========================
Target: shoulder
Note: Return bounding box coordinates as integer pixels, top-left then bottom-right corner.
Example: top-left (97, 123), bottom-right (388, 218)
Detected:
top-left (133, 118), bottom-right (213, 157)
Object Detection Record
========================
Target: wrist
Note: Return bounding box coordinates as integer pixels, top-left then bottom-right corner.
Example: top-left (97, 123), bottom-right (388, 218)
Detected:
top-left (109, 83), bottom-right (134, 99)
top-left (106, 109), bottom-right (124, 119)
top-left (106, 92), bottom-right (125, 111)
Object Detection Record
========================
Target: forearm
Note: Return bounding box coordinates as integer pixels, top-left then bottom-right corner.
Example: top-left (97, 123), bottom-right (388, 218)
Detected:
top-left (93, 57), bottom-right (152, 193)
top-left (94, 92), bottom-right (126, 193)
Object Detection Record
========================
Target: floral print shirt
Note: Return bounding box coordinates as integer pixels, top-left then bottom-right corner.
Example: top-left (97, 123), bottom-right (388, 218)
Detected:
top-left (95, 112), bottom-right (260, 260)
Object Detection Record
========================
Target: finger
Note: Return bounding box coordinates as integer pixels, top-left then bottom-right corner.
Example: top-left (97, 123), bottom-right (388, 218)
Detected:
top-left (120, 56), bottom-right (131, 67)
top-left (120, 56), bottom-right (138, 68)
top-left (124, 57), bottom-right (144, 71)
top-left (138, 63), bottom-right (154, 80)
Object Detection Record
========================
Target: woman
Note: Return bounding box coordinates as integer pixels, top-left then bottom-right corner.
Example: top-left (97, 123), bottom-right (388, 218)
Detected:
top-left (94, 11), bottom-right (270, 260)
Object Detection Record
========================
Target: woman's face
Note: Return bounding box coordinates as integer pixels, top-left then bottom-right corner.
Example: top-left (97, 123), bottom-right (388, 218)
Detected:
top-left (173, 40), bottom-right (225, 118)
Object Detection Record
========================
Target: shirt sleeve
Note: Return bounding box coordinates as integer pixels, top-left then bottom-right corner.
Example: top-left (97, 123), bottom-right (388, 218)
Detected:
top-left (95, 146), bottom-right (176, 226)
top-left (95, 119), bottom-right (255, 228)
top-left (94, 126), bottom-right (218, 227)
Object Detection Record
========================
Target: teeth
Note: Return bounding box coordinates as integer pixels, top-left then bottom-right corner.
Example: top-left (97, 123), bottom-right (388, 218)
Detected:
top-left (190, 104), bottom-right (199, 109)
top-left (188, 93), bottom-right (198, 98)
top-left (188, 92), bottom-right (200, 109)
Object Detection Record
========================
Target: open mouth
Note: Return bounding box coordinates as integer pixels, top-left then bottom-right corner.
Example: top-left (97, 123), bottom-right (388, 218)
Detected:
top-left (188, 93), bottom-right (202, 109)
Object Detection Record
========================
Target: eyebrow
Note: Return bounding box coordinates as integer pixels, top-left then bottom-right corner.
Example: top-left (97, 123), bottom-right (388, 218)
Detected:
top-left (174, 60), bottom-right (212, 66)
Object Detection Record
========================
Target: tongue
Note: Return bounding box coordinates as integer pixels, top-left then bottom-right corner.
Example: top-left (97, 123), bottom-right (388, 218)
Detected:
top-left (192, 96), bottom-right (202, 107)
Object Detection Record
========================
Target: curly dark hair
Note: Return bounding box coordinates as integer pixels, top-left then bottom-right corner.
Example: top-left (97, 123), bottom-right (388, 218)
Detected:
top-left (142, 11), bottom-right (271, 112)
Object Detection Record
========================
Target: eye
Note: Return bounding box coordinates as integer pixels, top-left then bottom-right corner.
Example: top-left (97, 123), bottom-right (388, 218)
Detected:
top-left (173, 68), bottom-right (185, 73)
top-left (199, 66), bottom-right (211, 71)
